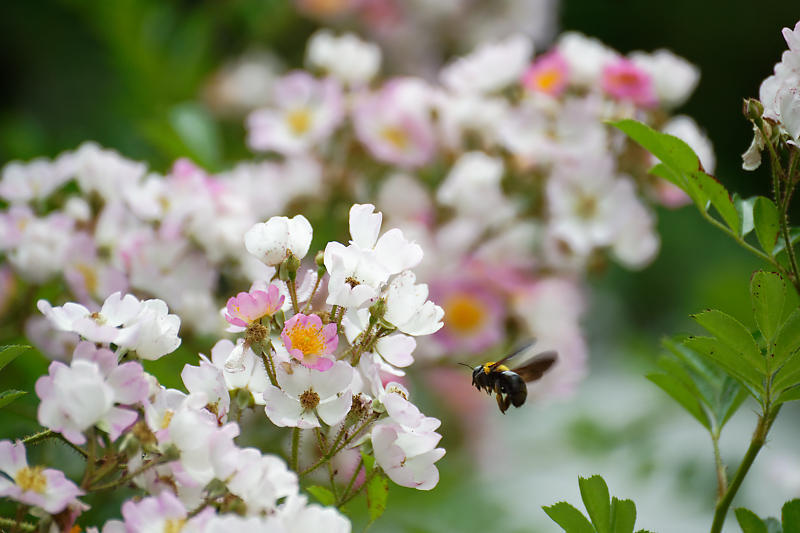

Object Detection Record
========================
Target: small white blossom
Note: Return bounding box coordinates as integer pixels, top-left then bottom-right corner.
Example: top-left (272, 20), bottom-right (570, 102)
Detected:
top-left (245, 214), bottom-right (313, 266)
top-left (307, 30), bottom-right (381, 85)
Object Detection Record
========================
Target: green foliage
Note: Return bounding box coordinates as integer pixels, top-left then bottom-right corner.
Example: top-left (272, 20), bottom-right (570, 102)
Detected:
top-left (366, 472), bottom-right (389, 524)
top-left (734, 500), bottom-right (800, 533)
top-left (306, 485), bottom-right (336, 506)
top-left (753, 197), bottom-right (781, 256)
top-left (0, 345), bottom-right (30, 410)
top-left (750, 271), bottom-right (786, 343)
top-left (544, 476), bottom-right (651, 533)
top-left (647, 339), bottom-right (747, 433)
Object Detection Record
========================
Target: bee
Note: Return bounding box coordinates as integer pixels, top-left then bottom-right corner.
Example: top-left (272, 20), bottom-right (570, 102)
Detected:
top-left (466, 342), bottom-right (557, 414)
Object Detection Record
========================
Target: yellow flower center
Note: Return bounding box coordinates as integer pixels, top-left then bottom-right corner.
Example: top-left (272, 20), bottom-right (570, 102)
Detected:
top-left (15, 466), bottom-right (47, 494)
top-left (380, 126), bottom-right (409, 150)
top-left (76, 263), bottom-right (99, 295)
top-left (444, 294), bottom-right (485, 334)
top-left (286, 323), bottom-right (326, 356)
top-left (286, 108), bottom-right (313, 136)
top-left (533, 68), bottom-right (562, 92)
top-left (161, 410), bottom-right (174, 430)
top-left (164, 518), bottom-right (185, 533)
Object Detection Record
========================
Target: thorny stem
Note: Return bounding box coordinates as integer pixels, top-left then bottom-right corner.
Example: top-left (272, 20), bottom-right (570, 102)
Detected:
top-left (10, 505), bottom-right (28, 533)
top-left (80, 429), bottom-right (97, 489)
top-left (315, 428), bottom-right (339, 500)
top-left (770, 141), bottom-right (800, 293)
top-left (0, 517), bottom-right (34, 533)
top-left (287, 279), bottom-right (300, 314)
top-left (260, 351), bottom-right (278, 388)
top-left (302, 275), bottom-right (323, 314)
top-left (711, 430), bottom-right (727, 499)
top-left (299, 413), bottom-right (379, 476)
top-left (90, 456), bottom-right (173, 492)
top-left (20, 429), bottom-right (89, 459)
top-left (338, 455), bottom-right (364, 506)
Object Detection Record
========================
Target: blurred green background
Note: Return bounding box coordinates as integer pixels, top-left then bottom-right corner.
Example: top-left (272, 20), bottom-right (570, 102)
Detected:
top-left (1, 0), bottom-right (799, 531)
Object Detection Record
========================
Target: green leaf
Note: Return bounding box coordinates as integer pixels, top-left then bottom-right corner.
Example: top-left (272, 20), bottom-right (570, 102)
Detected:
top-left (692, 171), bottom-right (740, 234)
top-left (647, 373), bottom-right (710, 429)
top-left (683, 336), bottom-right (762, 395)
top-left (750, 271), bottom-right (786, 344)
top-left (782, 499), bottom-right (800, 533)
top-left (776, 386), bottom-right (800, 405)
top-left (774, 351), bottom-right (800, 392)
top-left (736, 195), bottom-right (756, 237)
top-left (611, 119), bottom-right (699, 174)
top-left (361, 448), bottom-right (376, 472)
top-left (736, 507), bottom-right (769, 533)
top-left (543, 502), bottom-right (595, 533)
top-left (691, 310), bottom-right (764, 373)
top-left (0, 390), bottom-right (26, 409)
top-left (774, 309), bottom-right (800, 367)
top-left (650, 162), bottom-right (687, 191)
top-left (306, 485), bottom-right (335, 506)
top-left (753, 197), bottom-right (781, 254)
top-left (611, 497), bottom-right (636, 533)
top-left (773, 227), bottom-right (800, 256)
top-left (719, 380), bottom-right (750, 427)
top-left (168, 102), bottom-right (222, 169)
top-left (655, 355), bottom-right (709, 404)
top-left (0, 345), bottom-right (29, 372)
top-left (579, 475), bottom-right (612, 533)
top-left (366, 473), bottom-right (389, 524)
top-left (765, 517), bottom-right (783, 533)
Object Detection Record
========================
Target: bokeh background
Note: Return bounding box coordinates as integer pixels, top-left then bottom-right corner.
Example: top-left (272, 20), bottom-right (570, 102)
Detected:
top-left (1, 1), bottom-right (799, 531)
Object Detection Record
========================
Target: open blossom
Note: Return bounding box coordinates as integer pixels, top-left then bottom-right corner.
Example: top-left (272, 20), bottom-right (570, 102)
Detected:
top-left (306, 30), bottom-right (381, 85)
top-left (281, 313), bottom-right (338, 371)
top-left (630, 49), bottom-right (700, 109)
top-left (263, 361), bottom-right (353, 428)
top-left (383, 271), bottom-right (444, 337)
top-left (181, 356), bottom-right (231, 423)
top-left (104, 491), bottom-right (212, 533)
top-left (247, 71), bottom-right (344, 154)
top-left (224, 284), bottom-right (284, 329)
top-left (0, 440), bottom-right (84, 514)
top-left (440, 34), bottom-right (532, 94)
top-left (371, 384), bottom-right (445, 490)
top-left (210, 339), bottom-right (270, 403)
top-left (522, 50), bottom-right (570, 97)
top-left (601, 57), bottom-right (657, 108)
top-left (342, 308), bottom-right (416, 368)
top-left (36, 341), bottom-right (149, 444)
top-left (118, 298), bottom-right (182, 360)
top-left (245, 214), bottom-right (313, 266)
top-left (36, 292), bottom-right (141, 344)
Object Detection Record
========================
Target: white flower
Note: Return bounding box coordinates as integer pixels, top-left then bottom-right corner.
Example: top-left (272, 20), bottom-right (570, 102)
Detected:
top-left (440, 34), bottom-right (532, 94)
top-left (245, 214), bottom-right (313, 266)
top-left (437, 151), bottom-right (513, 223)
top-left (37, 292), bottom-right (142, 344)
top-left (181, 356), bottom-right (230, 422)
top-left (119, 298), bottom-right (182, 360)
top-left (209, 339), bottom-right (270, 405)
top-left (556, 32), bottom-right (618, 86)
top-left (383, 271), bottom-right (444, 337)
top-left (342, 308), bottom-right (416, 368)
top-left (263, 361), bottom-right (353, 429)
top-left (65, 142), bottom-right (147, 201)
top-left (306, 30), bottom-right (381, 85)
top-left (630, 49), bottom-right (700, 109)
top-left (277, 494), bottom-right (351, 533)
top-left (0, 158), bottom-right (71, 204)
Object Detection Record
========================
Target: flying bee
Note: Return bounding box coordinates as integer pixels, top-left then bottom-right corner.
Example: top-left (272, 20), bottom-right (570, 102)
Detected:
top-left (465, 342), bottom-right (557, 414)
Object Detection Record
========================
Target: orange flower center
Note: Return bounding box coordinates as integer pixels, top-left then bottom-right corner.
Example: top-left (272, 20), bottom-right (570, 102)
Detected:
top-left (533, 68), bottom-right (562, 92)
top-left (444, 294), bottom-right (485, 334)
top-left (286, 323), bottom-right (326, 356)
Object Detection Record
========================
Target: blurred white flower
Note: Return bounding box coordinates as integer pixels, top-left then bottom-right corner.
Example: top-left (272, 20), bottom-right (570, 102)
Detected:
top-left (307, 30), bottom-right (381, 85)
top-left (440, 34), bottom-right (532, 94)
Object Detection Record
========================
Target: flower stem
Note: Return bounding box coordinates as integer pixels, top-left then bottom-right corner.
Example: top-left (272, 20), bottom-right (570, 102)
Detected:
top-left (260, 351), bottom-right (279, 388)
top-left (710, 406), bottom-right (780, 533)
top-left (90, 455), bottom-right (172, 492)
top-left (315, 428), bottom-right (339, 500)
top-left (300, 414), bottom-right (378, 476)
top-left (302, 276), bottom-right (323, 314)
top-left (0, 517), bottom-right (34, 533)
top-left (711, 430), bottom-right (727, 499)
top-left (288, 279), bottom-right (300, 314)
top-left (21, 429), bottom-right (53, 445)
top-left (291, 428), bottom-right (300, 472)
top-left (338, 455), bottom-right (364, 506)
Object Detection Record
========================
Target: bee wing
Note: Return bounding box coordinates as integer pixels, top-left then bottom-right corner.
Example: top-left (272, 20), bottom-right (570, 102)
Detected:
top-left (488, 339), bottom-right (537, 371)
top-left (512, 351), bottom-right (557, 382)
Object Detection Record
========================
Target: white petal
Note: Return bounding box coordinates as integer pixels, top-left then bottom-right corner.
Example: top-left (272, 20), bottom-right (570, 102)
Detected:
top-left (348, 204), bottom-right (382, 249)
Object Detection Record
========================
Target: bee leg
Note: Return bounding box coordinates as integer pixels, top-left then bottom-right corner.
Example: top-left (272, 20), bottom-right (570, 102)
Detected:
top-left (495, 393), bottom-right (510, 414)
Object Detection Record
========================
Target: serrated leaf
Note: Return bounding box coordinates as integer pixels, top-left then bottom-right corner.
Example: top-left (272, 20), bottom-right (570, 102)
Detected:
top-left (753, 197), bottom-right (781, 255)
top-left (737, 508), bottom-right (769, 533)
top-left (774, 309), bottom-right (800, 367)
top-left (783, 499), bottom-right (800, 533)
top-left (579, 475), bottom-right (612, 533)
top-left (0, 390), bottom-right (26, 409)
top-left (775, 386), bottom-right (800, 405)
top-left (736, 195), bottom-right (756, 237)
top-left (650, 162), bottom-right (688, 191)
top-left (611, 119), bottom-right (699, 174)
top-left (691, 171), bottom-right (740, 234)
top-left (611, 497), bottom-right (636, 533)
top-left (751, 271), bottom-right (786, 347)
top-left (663, 337), bottom-right (722, 390)
top-left (306, 485), bottom-right (335, 506)
top-left (0, 345), bottom-right (29, 373)
top-left (543, 502), bottom-right (595, 533)
top-left (647, 373), bottom-right (710, 429)
top-left (691, 310), bottom-right (764, 373)
top-left (655, 355), bottom-right (709, 403)
top-left (366, 473), bottom-right (388, 524)
top-left (683, 336), bottom-right (762, 395)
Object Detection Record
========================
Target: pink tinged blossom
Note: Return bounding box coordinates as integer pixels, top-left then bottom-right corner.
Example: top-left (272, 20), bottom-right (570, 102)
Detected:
top-left (383, 271), bottom-right (444, 337)
top-left (352, 83), bottom-right (436, 168)
top-left (440, 34), bottom-right (532, 95)
top-left (181, 357), bottom-right (231, 423)
top-left (247, 71), bottom-right (344, 155)
top-left (342, 309), bottom-right (416, 368)
top-left (429, 276), bottom-right (504, 354)
top-left (522, 51), bottom-right (570, 97)
top-left (224, 285), bottom-right (285, 328)
top-left (306, 30), bottom-right (381, 86)
top-left (37, 292), bottom-right (142, 345)
top-left (277, 494), bottom-right (352, 533)
top-left (245, 214), bottom-right (313, 266)
top-left (210, 339), bottom-right (270, 404)
top-left (281, 313), bottom-right (338, 371)
top-left (0, 440), bottom-right (84, 514)
top-left (0, 158), bottom-right (71, 204)
top-left (263, 361), bottom-right (353, 428)
top-left (35, 342), bottom-right (148, 444)
top-left (783, 21), bottom-right (800, 51)
top-left (119, 491), bottom-right (212, 533)
top-left (118, 298), bottom-right (182, 360)
top-left (601, 58), bottom-right (657, 108)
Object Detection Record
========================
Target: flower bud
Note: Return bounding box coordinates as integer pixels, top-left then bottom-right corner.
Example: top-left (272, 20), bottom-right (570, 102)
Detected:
top-left (285, 253), bottom-right (301, 281)
top-left (743, 98), bottom-right (764, 122)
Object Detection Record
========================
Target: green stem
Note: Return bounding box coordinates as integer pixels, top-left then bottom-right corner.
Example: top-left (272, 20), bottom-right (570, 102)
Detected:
top-left (0, 517), bottom-right (34, 533)
top-left (710, 407), bottom-right (781, 533)
top-left (711, 430), bottom-right (727, 500)
top-left (260, 351), bottom-right (278, 388)
top-left (288, 279), bottom-right (300, 314)
top-left (338, 456), bottom-right (364, 506)
top-left (90, 456), bottom-right (172, 492)
top-left (299, 414), bottom-right (378, 476)
top-left (302, 276), bottom-right (323, 314)
top-left (337, 467), bottom-right (378, 508)
top-left (315, 428), bottom-right (339, 500)
top-left (699, 208), bottom-right (784, 269)
top-left (21, 429), bottom-right (53, 445)
top-left (80, 429), bottom-right (97, 489)
top-left (291, 428), bottom-right (300, 472)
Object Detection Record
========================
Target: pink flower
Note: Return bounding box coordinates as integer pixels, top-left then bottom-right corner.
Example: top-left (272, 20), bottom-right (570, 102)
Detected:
top-left (522, 51), bottom-right (570, 97)
top-left (281, 313), bottom-right (338, 371)
top-left (224, 285), bottom-right (285, 328)
top-left (0, 440), bottom-right (84, 514)
top-left (601, 58), bottom-right (657, 108)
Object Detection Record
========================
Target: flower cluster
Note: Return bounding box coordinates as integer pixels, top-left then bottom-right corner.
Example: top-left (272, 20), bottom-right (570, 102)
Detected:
top-left (743, 20), bottom-right (800, 170)
top-left (4, 204), bottom-right (444, 531)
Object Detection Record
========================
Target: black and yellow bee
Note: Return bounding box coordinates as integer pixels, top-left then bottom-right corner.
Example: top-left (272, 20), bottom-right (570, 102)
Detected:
top-left (467, 342), bottom-right (557, 414)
